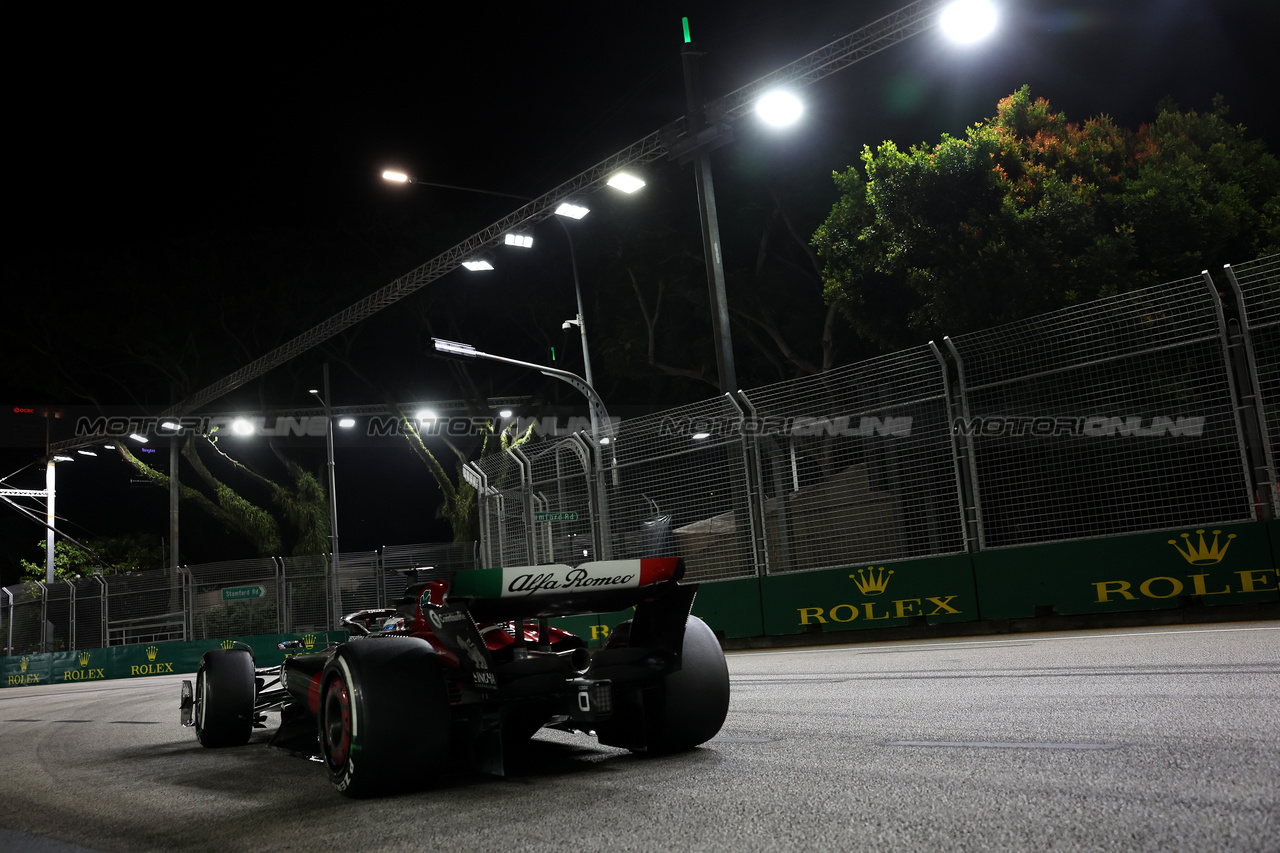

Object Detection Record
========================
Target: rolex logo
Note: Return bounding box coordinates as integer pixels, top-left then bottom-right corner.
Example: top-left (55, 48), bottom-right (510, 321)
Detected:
top-left (850, 566), bottom-right (894, 596)
top-left (20, 656), bottom-right (30, 672)
top-left (1169, 529), bottom-right (1236, 565)
top-left (221, 640), bottom-right (235, 650)
top-left (302, 634), bottom-right (318, 650)
top-left (78, 651), bottom-right (91, 667)
top-left (146, 645), bottom-right (159, 661)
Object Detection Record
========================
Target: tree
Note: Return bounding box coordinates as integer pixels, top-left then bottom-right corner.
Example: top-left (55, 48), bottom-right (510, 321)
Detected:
top-left (813, 87), bottom-right (1280, 350)
top-left (19, 533), bottom-right (164, 581)
top-left (112, 431), bottom-right (330, 558)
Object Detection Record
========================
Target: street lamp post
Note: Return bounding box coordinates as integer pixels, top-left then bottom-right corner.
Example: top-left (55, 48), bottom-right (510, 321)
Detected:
top-left (432, 337), bottom-right (614, 560)
top-left (680, 33), bottom-right (738, 395)
top-left (310, 365), bottom-right (340, 617)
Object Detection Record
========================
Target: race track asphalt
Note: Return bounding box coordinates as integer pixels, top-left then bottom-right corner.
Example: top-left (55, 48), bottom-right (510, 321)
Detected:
top-left (1, 622), bottom-right (1276, 852)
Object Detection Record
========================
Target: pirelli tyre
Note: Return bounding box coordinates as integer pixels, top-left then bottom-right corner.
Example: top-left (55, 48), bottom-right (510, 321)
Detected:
top-left (194, 648), bottom-right (255, 748)
top-left (319, 637), bottom-right (451, 798)
top-left (594, 615), bottom-right (730, 754)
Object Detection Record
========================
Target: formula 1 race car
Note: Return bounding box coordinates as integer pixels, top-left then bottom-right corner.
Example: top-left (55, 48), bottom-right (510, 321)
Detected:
top-left (179, 557), bottom-right (729, 797)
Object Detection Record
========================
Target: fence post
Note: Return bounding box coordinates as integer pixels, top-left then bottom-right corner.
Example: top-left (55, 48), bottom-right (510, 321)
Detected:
top-left (930, 341), bottom-right (979, 553)
top-left (3, 587), bottom-right (11, 655)
top-left (35, 581), bottom-right (48, 654)
top-left (1203, 270), bottom-right (1262, 519)
top-left (64, 578), bottom-right (75, 651)
top-left (942, 337), bottom-right (985, 550)
top-left (463, 463), bottom-right (490, 568)
top-left (1223, 263), bottom-right (1279, 519)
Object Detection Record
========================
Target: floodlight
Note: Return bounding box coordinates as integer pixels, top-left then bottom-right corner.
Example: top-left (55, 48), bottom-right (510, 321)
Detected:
top-left (606, 173), bottom-right (645, 194)
top-left (757, 91), bottom-right (803, 126)
top-left (939, 0), bottom-right (997, 43)
top-left (555, 202), bottom-right (589, 220)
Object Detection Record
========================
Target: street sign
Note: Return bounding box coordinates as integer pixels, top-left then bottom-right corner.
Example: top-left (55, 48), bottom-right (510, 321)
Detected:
top-left (534, 511), bottom-right (578, 522)
top-left (221, 584), bottom-right (266, 602)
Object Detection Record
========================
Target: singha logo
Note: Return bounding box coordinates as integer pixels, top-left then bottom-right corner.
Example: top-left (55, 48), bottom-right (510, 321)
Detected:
top-left (456, 636), bottom-right (489, 671)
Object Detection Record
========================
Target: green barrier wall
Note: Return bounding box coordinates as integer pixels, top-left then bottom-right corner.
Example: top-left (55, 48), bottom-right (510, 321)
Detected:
top-left (7, 522), bottom-right (1277, 686)
top-left (2, 631), bottom-right (348, 688)
top-left (758, 553), bottom-right (978, 636)
top-left (972, 521), bottom-right (1278, 619)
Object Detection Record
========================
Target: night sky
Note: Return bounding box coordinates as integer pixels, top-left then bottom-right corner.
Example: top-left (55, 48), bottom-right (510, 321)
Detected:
top-left (3, 0), bottom-right (1277, 580)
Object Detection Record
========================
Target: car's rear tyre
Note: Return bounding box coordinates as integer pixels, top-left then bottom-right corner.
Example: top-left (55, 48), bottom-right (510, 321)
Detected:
top-left (194, 648), bottom-right (255, 748)
top-left (319, 637), bottom-right (450, 798)
top-left (594, 615), bottom-right (730, 753)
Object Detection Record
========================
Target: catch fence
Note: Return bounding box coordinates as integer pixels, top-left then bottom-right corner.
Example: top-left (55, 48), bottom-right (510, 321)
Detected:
top-left (470, 253), bottom-right (1278, 573)
top-left (6, 255), bottom-right (1277, 655)
top-left (3, 543), bottom-right (475, 656)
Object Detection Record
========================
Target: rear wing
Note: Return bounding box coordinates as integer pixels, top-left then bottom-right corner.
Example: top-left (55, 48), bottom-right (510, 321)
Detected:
top-left (444, 557), bottom-right (687, 622)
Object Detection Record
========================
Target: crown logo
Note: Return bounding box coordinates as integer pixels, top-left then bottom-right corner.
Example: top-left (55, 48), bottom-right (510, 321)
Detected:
top-left (850, 566), bottom-right (894, 596)
top-left (302, 634), bottom-right (318, 650)
top-left (146, 645), bottom-right (158, 661)
top-left (20, 656), bottom-right (30, 672)
top-left (1169, 529), bottom-right (1236, 565)
top-left (221, 640), bottom-right (235, 650)
top-left (78, 651), bottom-right (91, 667)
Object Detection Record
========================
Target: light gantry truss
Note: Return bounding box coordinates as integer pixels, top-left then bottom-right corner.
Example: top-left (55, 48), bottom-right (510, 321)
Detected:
top-left (50, 0), bottom-right (945, 454)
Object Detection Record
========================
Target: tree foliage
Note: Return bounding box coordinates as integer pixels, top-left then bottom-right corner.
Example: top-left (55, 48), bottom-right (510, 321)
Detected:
top-left (813, 87), bottom-right (1280, 350)
top-left (19, 533), bottom-right (163, 581)
top-left (112, 432), bottom-right (329, 558)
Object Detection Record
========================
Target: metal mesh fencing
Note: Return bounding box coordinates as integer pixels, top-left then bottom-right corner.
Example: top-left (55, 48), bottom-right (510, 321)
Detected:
top-left (601, 396), bottom-right (755, 583)
top-left (44, 581), bottom-right (72, 651)
top-left (1226, 254), bottom-right (1280, 516)
top-left (332, 550), bottom-right (383, 617)
top-left (381, 542), bottom-right (476, 599)
top-left (103, 570), bottom-right (186, 645)
top-left (523, 437), bottom-right (597, 566)
top-left (472, 451), bottom-right (531, 568)
top-left (279, 554), bottom-right (329, 633)
top-left (740, 345), bottom-right (966, 575)
top-left (184, 558), bottom-right (279, 641)
top-left (947, 273), bottom-right (1253, 548)
top-left (4, 584), bottom-right (45, 655)
top-left (71, 577), bottom-right (104, 650)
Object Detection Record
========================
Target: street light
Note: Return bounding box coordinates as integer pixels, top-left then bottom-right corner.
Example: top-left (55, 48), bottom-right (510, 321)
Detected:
top-left (430, 338), bottom-right (612, 441)
top-left (757, 91), bottom-right (803, 126)
top-left (382, 172), bottom-right (627, 444)
top-left (940, 0), bottom-right (998, 43)
top-left (679, 5), bottom-right (996, 393)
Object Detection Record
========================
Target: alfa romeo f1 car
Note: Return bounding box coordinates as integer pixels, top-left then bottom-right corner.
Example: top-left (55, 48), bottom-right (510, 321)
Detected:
top-left (179, 557), bottom-right (730, 797)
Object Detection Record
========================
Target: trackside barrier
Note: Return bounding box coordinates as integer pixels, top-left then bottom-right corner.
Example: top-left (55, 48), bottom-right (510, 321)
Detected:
top-left (1, 631), bottom-right (347, 688)
top-left (5, 256), bottom-right (1279, 661)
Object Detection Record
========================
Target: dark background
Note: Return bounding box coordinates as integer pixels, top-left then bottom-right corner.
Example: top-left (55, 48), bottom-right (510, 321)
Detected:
top-left (3, 0), bottom-right (1277, 580)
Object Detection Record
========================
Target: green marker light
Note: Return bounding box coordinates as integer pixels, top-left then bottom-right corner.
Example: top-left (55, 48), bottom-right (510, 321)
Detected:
top-left (551, 346), bottom-right (556, 361)
top-left (682, 17), bottom-right (691, 44)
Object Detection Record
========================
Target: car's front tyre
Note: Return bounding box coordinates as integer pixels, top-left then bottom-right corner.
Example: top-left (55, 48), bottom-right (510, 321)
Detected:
top-left (194, 648), bottom-right (255, 748)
